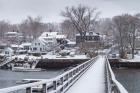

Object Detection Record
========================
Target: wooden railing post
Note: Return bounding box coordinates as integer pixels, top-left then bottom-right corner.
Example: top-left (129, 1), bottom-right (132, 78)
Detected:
top-left (26, 87), bottom-right (32, 93)
top-left (53, 81), bottom-right (57, 90)
top-left (42, 83), bottom-right (47, 93)
top-left (60, 77), bottom-right (64, 85)
top-left (60, 77), bottom-right (64, 91)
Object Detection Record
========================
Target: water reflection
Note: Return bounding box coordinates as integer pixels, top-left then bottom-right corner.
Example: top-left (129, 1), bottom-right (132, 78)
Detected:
top-left (0, 69), bottom-right (64, 89)
top-left (113, 68), bottom-right (140, 93)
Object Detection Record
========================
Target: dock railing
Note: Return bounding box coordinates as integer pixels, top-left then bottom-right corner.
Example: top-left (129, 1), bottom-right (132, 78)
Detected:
top-left (0, 56), bottom-right (14, 67)
top-left (105, 56), bottom-right (128, 93)
top-left (0, 56), bottom-right (98, 93)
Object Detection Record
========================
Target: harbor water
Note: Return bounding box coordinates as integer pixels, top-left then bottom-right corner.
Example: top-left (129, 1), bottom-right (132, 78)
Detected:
top-left (113, 68), bottom-right (140, 93)
top-left (1, 67), bottom-right (140, 93)
top-left (0, 69), bottom-right (65, 89)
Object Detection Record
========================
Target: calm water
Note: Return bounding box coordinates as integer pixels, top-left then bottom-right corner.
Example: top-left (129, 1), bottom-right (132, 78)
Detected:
top-left (0, 69), bottom-right (65, 89)
top-left (113, 68), bottom-right (140, 93)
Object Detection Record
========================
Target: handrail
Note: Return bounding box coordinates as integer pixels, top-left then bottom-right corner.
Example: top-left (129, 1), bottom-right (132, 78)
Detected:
top-left (0, 56), bottom-right (98, 93)
top-left (0, 56), bottom-right (14, 67)
top-left (105, 56), bottom-right (128, 93)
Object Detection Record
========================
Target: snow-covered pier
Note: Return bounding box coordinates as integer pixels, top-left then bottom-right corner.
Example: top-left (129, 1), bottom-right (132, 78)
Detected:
top-left (0, 55), bottom-right (128, 93)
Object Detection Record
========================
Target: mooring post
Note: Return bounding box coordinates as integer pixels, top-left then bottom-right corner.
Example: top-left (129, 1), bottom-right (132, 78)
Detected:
top-left (42, 83), bottom-right (47, 93)
top-left (26, 87), bottom-right (32, 93)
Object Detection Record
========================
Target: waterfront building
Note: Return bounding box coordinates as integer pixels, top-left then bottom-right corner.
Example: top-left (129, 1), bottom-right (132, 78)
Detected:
top-left (28, 31), bottom-right (68, 56)
top-left (76, 31), bottom-right (100, 44)
top-left (0, 47), bottom-right (14, 57)
top-left (20, 43), bottom-right (31, 51)
top-left (40, 31), bottom-right (66, 44)
top-left (29, 38), bottom-right (48, 56)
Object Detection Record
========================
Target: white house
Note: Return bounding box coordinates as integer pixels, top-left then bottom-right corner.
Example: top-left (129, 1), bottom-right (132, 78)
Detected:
top-left (29, 38), bottom-right (48, 55)
top-left (29, 31), bottom-right (67, 56)
top-left (20, 43), bottom-right (31, 51)
top-left (40, 31), bottom-right (66, 44)
top-left (1, 47), bottom-right (14, 57)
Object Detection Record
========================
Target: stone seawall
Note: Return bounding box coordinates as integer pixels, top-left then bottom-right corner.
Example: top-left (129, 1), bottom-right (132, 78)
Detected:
top-left (36, 58), bottom-right (90, 69)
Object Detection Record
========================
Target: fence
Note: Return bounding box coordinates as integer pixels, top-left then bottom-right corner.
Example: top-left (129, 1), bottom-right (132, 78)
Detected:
top-left (105, 56), bottom-right (128, 93)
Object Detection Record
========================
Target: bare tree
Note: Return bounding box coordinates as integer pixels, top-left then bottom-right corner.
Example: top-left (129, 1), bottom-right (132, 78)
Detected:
top-left (19, 16), bottom-right (43, 42)
top-left (113, 14), bottom-right (139, 58)
top-left (0, 21), bottom-right (10, 40)
top-left (61, 20), bottom-right (76, 40)
top-left (127, 15), bottom-right (139, 58)
top-left (61, 4), bottom-right (99, 42)
top-left (113, 15), bottom-right (129, 58)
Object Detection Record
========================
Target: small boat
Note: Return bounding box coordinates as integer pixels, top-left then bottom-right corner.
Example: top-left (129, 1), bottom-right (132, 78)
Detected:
top-left (12, 63), bottom-right (44, 72)
top-left (12, 67), bottom-right (43, 72)
top-left (16, 79), bottom-right (37, 84)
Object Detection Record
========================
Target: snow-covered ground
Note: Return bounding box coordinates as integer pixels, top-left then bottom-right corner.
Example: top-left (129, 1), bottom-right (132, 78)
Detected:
top-left (12, 54), bottom-right (41, 60)
top-left (11, 53), bottom-right (89, 60)
top-left (42, 54), bottom-right (88, 59)
top-left (121, 55), bottom-right (140, 62)
top-left (66, 56), bottom-right (105, 93)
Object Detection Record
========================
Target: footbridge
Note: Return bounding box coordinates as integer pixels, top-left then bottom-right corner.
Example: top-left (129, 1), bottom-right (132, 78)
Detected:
top-left (0, 55), bottom-right (128, 93)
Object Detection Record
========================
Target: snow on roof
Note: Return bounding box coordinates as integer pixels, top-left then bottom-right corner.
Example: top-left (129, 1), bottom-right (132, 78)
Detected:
top-left (56, 35), bottom-right (66, 39)
top-left (40, 32), bottom-right (58, 37)
top-left (11, 44), bottom-right (23, 48)
top-left (5, 32), bottom-right (18, 34)
top-left (38, 37), bottom-right (47, 45)
top-left (40, 31), bottom-right (66, 39)
top-left (21, 43), bottom-right (31, 46)
top-left (4, 47), bottom-right (14, 52)
top-left (67, 41), bottom-right (76, 45)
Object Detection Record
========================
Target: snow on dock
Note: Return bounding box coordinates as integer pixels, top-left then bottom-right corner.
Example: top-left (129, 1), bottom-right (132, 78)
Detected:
top-left (66, 55), bottom-right (106, 93)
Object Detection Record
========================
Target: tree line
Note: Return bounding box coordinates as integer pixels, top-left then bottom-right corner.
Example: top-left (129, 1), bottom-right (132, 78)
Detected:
top-left (0, 4), bottom-right (140, 58)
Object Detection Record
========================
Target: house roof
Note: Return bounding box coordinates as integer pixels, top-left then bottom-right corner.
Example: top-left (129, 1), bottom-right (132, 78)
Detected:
top-left (5, 32), bottom-right (18, 35)
top-left (4, 47), bottom-right (14, 52)
top-left (21, 43), bottom-right (31, 46)
top-left (11, 44), bottom-right (23, 48)
top-left (40, 31), bottom-right (66, 39)
top-left (40, 32), bottom-right (58, 37)
top-left (37, 37), bottom-right (47, 45)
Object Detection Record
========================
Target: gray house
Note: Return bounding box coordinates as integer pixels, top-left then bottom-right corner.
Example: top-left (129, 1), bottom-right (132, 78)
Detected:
top-left (76, 31), bottom-right (100, 44)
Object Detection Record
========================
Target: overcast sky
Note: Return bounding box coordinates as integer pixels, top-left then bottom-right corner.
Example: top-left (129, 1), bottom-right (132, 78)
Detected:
top-left (0, 0), bottom-right (139, 24)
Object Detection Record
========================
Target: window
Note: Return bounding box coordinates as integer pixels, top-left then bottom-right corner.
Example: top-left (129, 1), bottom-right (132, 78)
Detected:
top-left (40, 48), bottom-right (42, 51)
top-left (33, 47), bottom-right (37, 51)
top-left (38, 43), bottom-right (40, 45)
top-left (5, 51), bottom-right (9, 54)
top-left (35, 43), bottom-right (37, 46)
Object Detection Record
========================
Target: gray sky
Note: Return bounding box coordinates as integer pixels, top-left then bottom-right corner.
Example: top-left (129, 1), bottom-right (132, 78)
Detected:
top-left (0, 0), bottom-right (139, 24)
